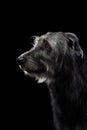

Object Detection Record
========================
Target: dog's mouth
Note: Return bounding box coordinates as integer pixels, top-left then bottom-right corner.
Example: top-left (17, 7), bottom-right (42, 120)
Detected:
top-left (27, 68), bottom-right (46, 74)
top-left (19, 59), bottom-right (47, 76)
top-left (26, 61), bottom-right (46, 74)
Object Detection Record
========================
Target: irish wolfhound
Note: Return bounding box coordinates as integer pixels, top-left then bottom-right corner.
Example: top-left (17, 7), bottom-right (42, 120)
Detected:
top-left (17, 32), bottom-right (87, 130)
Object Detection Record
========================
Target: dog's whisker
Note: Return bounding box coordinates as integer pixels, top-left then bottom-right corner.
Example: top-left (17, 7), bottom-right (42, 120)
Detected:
top-left (19, 65), bottom-right (22, 69)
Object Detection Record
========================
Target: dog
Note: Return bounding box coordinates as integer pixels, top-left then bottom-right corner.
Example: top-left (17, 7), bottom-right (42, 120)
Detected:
top-left (17, 32), bottom-right (87, 130)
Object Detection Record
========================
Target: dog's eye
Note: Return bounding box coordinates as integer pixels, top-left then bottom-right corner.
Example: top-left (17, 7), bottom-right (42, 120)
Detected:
top-left (42, 39), bottom-right (50, 49)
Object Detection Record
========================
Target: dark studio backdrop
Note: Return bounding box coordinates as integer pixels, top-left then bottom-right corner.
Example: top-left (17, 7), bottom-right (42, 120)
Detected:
top-left (16, 4), bottom-right (87, 130)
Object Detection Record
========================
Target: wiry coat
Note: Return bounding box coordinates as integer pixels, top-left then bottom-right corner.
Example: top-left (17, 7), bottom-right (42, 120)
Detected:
top-left (17, 32), bottom-right (87, 130)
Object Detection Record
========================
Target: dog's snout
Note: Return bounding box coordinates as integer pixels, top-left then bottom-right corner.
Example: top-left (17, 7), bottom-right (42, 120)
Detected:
top-left (16, 57), bottom-right (27, 65)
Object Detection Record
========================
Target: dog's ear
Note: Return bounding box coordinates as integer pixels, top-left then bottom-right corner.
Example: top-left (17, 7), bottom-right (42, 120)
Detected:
top-left (65, 32), bottom-right (83, 58)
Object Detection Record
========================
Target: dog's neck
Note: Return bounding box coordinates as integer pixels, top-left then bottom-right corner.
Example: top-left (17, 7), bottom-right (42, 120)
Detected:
top-left (47, 57), bottom-right (87, 130)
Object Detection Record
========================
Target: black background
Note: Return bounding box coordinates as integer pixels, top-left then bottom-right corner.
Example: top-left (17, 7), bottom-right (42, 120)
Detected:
top-left (16, 3), bottom-right (87, 130)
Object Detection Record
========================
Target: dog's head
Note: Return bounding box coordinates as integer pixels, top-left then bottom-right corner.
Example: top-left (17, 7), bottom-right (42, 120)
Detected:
top-left (17, 32), bottom-right (83, 84)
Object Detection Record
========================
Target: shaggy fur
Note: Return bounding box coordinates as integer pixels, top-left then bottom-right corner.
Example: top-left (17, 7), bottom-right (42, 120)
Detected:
top-left (17, 32), bottom-right (87, 130)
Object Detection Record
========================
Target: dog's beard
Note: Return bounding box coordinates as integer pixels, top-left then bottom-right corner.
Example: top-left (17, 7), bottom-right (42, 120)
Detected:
top-left (23, 70), bottom-right (47, 83)
top-left (36, 76), bottom-right (47, 83)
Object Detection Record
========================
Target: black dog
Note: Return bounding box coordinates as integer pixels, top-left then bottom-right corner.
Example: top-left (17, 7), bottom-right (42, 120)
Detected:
top-left (17, 32), bottom-right (87, 130)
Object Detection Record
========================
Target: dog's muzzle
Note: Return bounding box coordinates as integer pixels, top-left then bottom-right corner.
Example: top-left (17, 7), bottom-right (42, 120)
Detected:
top-left (16, 56), bottom-right (47, 75)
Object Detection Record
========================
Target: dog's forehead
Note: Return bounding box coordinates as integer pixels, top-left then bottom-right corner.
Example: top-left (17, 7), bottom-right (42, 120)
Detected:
top-left (41, 32), bottom-right (64, 39)
top-left (40, 32), bottom-right (66, 46)
top-left (34, 32), bottom-right (67, 49)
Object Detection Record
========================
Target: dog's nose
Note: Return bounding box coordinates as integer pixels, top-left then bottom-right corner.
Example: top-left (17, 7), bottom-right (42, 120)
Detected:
top-left (16, 57), bottom-right (26, 65)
